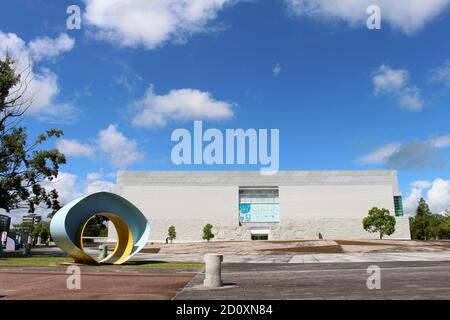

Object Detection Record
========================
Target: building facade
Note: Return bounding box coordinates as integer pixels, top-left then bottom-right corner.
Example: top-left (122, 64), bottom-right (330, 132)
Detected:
top-left (112, 170), bottom-right (411, 242)
top-left (22, 214), bottom-right (42, 226)
top-left (0, 214), bottom-right (11, 234)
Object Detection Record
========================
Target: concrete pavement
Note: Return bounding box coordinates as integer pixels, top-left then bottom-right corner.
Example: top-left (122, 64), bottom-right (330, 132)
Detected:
top-left (131, 251), bottom-right (450, 264)
top-left (0, 268), bottom-right (195, 300)
top-left (176, 261), bottom-right (450, 300)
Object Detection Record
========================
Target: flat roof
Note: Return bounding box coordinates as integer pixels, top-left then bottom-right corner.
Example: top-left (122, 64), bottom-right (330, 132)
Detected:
top-left (117, 170), bottom-right (399, 192)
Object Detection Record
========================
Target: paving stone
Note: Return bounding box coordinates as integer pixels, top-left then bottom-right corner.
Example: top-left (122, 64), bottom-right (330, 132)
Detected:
top-left (175, 261), bottom-right (450, 300)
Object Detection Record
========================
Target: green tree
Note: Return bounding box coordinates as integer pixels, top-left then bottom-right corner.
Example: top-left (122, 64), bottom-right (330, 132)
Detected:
top-left (423, 214), bottom-right (450, 240)
top-left (202, 223), bottom-right (215, 242)
top-left (11, 221), bottom-right (34, 237)
top-left (410, 198), bottom-right (433, 240)
top-left (0, 56), bottom-right (66, 216)
top-left (409, 216), bottom-right (419, 240)
top-left (409, 207), bottom-right (450, 241)
top-left (82, 216), bottom-right (109, 237)
top-left (440, 215), bottom-right (450, 239)
top-left (32, 221), bottom-right (50, 242)
top-left (363, 207), bottom-right (396, 240)
top-left (168, 225), bottom-right (176, 244)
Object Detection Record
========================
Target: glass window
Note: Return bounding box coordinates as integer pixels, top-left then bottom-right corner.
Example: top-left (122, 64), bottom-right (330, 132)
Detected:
top-left (394, 196), bottom-right (404, 217)
top-left (239, 187), bottom-right (280, 223)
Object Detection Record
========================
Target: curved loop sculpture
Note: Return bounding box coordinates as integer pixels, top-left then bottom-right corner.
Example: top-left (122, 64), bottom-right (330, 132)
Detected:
top-left (50, 192), bottom-right (150, 265)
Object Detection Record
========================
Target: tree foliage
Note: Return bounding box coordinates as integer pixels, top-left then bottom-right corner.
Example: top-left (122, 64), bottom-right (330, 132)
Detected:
top-left (412, 198), bottom-right (432, 240)
top-left (410, 198), bottom-right (450, 240)
top-left (168, 225), bottom-right (176, 243)
top-left (202, 223), bottom-right (215, 242)
top-left (11, 221), bottom-right (34, 237)
top-left (32, 221), bottom-right (50, 241)
top-left (0, 56), bottom-right (66, 215)
top-left (363, 207), bottom-right (396, 240)
top-left (83, 216), bottom-right (109, 237)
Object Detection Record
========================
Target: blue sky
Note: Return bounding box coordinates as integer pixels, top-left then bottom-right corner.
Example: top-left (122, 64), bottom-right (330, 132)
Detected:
top-left (1, 0), bottom-right (450, 219)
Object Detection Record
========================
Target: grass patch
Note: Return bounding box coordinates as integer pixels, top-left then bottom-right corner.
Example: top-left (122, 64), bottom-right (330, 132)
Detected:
top-left (0, 256), bottom-right (72, 267)
top-left (260, 245), bottom-right (344, 254)
top-left (0, 254), bottom-right (202, 270)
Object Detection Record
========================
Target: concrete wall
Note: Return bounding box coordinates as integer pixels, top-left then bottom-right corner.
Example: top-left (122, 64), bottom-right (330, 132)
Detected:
top-left (280, 185), bottom-right (395, 219)
top-left (110, 216), bottom-right (411, 242)
top-left (110, 171), bottom-right (411, 242)
top-left (120, 185), bottom-right (238, 220)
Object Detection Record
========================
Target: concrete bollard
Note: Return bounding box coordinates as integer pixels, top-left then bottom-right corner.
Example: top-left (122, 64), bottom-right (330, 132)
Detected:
top-left (204, 254), bottom-right (223, 288)
top-left (99, 245), bottom-right (108, 260)
top-left (23, 244), bottom-right (32, 257)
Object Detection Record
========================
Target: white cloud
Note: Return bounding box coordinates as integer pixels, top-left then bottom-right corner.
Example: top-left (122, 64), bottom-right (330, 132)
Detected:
top-left (82, 0), bottom-right (237, 49)
top-left (397, 86), bottom-right (424, 111)
top-left (357, 134), bottom-right (450, 169)
top-left (0, 172), bottom-right (82, 224)
top-left (86, 172), bottom-right (101, 181)
top-left (411, 180), bottom-right (432, 189)
top-left (387, 141), bottom-right (442, 170)
top-left (44, 172), bottom-right (116, 206)
top-left (357, 143), bottom-right (401, 165)
top-left (429, 59), bottom-right (450, 87)
top-left (115, 73), bottom-right (143, 93)
top-left (2, 171), bottom-right (116, 224)
top-left (427, 179), bottom-right (450, 213)
top-left (404, 178), bottom-right (450, 215)
top-left (430, 134), bottom-right (450, 148)
top-left (56, 139), bottom-right (95, 158)
top-left (97, 124), bottom-right (144, 169)
top-left (84, 179), bottom-right (116, 194)
top-left (372, 65), bottom-right (425, 111)
top-left (273, 63), bottom-right (282, 76)
top-left (285, 0), bottom-right (450, 34)
top-left (403, 186), bottom-right (424, 215)
top-left (28, 33), bottom-right (75, 62)
top-left (26, 68), bottom-right (59, 111)
top-left (132, 85), bottom-right (234, 128)
top-left (54, 125), bottom-right (144, 169)
top-left (373, 65), bottom-right (409, 95)
top-left (0, 32), bottom-right (27, 65)
top-left (0, 31), bottom-right (76, 122)
top-left (44, 172), bottom-right (82, 205)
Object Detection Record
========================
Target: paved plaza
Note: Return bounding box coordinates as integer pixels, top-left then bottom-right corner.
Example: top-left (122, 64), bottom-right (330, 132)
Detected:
top-left (176, 261), bottom-right (450, 300)
top-left (2, 260), bottom-right (449, 300)
top-left (135, 251), bottom-right (450, 264)
top-left (0, 268), bottom-right (195, 300)
top-left (1, 242), bottom-right (450, 300)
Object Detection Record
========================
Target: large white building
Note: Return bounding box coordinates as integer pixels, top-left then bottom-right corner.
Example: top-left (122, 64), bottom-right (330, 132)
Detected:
top-left (112, 170), bottom-right (411, 242)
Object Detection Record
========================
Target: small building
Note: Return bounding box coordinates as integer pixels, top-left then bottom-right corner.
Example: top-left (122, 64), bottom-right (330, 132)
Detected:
top-left (112, 170), bottom-right (411, 242)
top-left (22, 214), bottom-right (42, 226)
top-left (0, 214), bottom-right (11, 234)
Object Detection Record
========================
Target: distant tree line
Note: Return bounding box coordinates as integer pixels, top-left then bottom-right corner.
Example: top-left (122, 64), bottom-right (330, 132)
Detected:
top-left (11, 220), bottom-right (50, 244)
top-left (409, 198), bottom-right (450, 240)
